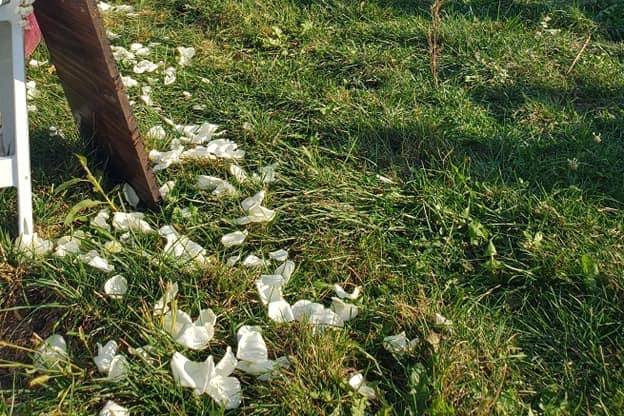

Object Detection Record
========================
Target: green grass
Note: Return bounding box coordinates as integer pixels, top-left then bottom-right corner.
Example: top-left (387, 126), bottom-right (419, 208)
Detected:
top-left (1, 0), bottom-right (624, 414)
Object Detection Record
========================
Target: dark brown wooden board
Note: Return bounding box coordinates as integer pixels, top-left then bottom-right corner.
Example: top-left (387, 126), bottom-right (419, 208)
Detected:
top-left (33, 0), bottom-right (161, 207)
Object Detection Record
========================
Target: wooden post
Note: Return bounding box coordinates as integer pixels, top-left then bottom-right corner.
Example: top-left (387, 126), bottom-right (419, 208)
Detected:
top-left (33, 0), bottom-right (161, 208)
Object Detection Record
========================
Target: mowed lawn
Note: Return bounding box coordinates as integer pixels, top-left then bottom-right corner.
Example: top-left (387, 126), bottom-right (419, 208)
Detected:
top-left (1, 0), bottom-right (624, 414)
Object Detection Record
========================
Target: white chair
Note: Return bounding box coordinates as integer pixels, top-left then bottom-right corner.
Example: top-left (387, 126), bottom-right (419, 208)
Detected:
top-left (0, 0), bottom-right (34, 236)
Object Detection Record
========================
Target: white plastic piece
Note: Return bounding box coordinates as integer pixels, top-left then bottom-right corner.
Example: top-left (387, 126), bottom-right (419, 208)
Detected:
top-left (0, 3), bottom-right (34, 235)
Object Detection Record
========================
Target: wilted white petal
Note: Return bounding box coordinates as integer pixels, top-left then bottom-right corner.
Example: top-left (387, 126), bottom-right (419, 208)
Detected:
top-left (111, 46), bottom-right (135, 63)
top-left (163, 308), bottom-right (216, 350)
top-left (94, 340), bottom-right (118, 373)
top-left (123, 184), bottom-right (140, 208)
top-left (159, 180), bottom-right (176, 201)
top-left (159, 225), bottom-right (208, 266)
top-left (256, 275), bottom-right (285, 305)
top-left (133, 60), bottom-right (159, 74)
top-left (35, 334), bottom-right (67, 369)
top-left (112, 212), bottom-right (153, 233)
top-left (269, 249), bottom-right (288, 262)
top-left (229, 165), bottom-right (247, 183)
top-left (330, 297), bottom-right (359, 322)
top-left (348, 373), bottom-right (376, 399)
top-left (54, 235), bottom-right (82, 257)
top-left (221, 230), bottom-right (248, 248)
top-left (171, 352), bottom-right (213, 395)
top-left (153, 281), bottom-right (178, 316)
top-left (130, 42), bottom-right (150, 56)
top-left (291, 300), bottom-right (324, 321)
top-left (434, 313), bottom-right (452, 327)
top-left (334, 284), bottom-right (361, 300)
top-left (16, 233), bottom-right (53, 257)
top-left (226, 254), bottom-right (241, 267)
top-left (147, 125), bottom-right (167, 141)
top-left (241, 191), bottom-right (264, 211)
top-left (274, 260), bottom-right (295, 284)
top-left (268, 299), bottom-right (294, 323)
top-left (121, 75), bottom-right (138, 88)
top-left (383, 332), bottom-right (418, 354)
top-left (139, 86), bottom-right (154, 106)
top-left (376, 174), bottom-right (395, 184)
top-left (206, 376), bottom-right (242, 409)
top-left (99, 400), bottom-right (129, 416)
top-left (258, 164), bottom-right (277, 183)
top-left (245, 205), bottom-right (276, 223)
top-left (164, 66), bottom-right (176, 85)
top-left (236, 326), bottom-right (268, 363)
top-left (104, 275), bottom-right (128, 299)
top-left (242, 254), bottom-right (266, 268)
top-left (108, 354), bottom-right (128, 380)
top-left (215, 347), bottom-right (237, 377)
top-left (91, 209), bottom-right (111, 230)
top-left (79, 250), bottom-right (115, 273)
top-left (177, 47), bottom-right (196, 66)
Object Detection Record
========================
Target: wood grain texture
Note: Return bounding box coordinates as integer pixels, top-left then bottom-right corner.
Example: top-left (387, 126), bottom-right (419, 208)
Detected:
top-left (33, 0), bottom-right (161, 207)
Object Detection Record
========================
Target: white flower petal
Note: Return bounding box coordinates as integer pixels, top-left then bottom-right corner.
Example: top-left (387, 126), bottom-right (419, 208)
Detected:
top-left (221, 230), bottom-right (248, 248)
top-left (79, 250), bottom-right (115, 273)
top-left (112, 212), bottom-right (153, 233)
top-left (35, 334), bottom-right (67, 369)
top-left (104, 240), bottom-right (123, 254)
top-left (241, 191), bottom-right (265, 212)
top-left (163, 308), bottom-right (216, 350)
top-left (334, 284), bottom-right (362, 300)
top-left (383, 332), bottom-right (418, 354)
top-left (206, 376), bottom-right (242, 409)
top-left (164, 66), bottom-right (176, 85)
top-left (91, 209), bottom-right (111, 231)
top-left (434, 313), bottom-right (452, 327)
top-left (330, 297), bottom-right (359, 322)
top-left (130, 43), bottom-right (150, 56)
top-left (54, 235), bottom-right (82, 257)
top-left (159, 180), bottom-right (176, 201)
top-left (229, 164), bottom-right (247, 183)
top-left (159, 225), bottom-right (208, 266)
top-left (16, 233), bottom-right (53, 257)
top-left (132, 59), bottom-right (159, 74)
top-left (348, 373), bottom-right (376, 399)
top-left (107, 354), bottom-right (129, 381)
top-left (94, 340), bottom-right (118, 374)
top-left (147, 125), bottom-right (167, 141)
top-left (291, 300), bottom-right (324, 321)
top-left (123, 184), bottom-right (140, 208)
top-left (226, 254), bottom-right (241, 266)
top-left (242, 254), bottom-right (266, 268)
top-left (171, 352), bottom-right (213, 395)
top-left (256, 275), bottom-right (285, 305)
top-left (236, 326), bottom-right (268, 363)
top-left (245, 205), bottom-right (276, 223)
top-left (268, 299), bottom-right (294, 323)
top-left (274, 260), bottom-right (295, 284)
top-left (99, 400), bottom-right (129, 416)
top-left (104, 275), bottom-right (128, 299)
top-left (215, 347), bottom-right (238, 377)
top-left (376, 174), bottom-right (395, 184)
top-left (121, 75), bottom-right (139, 88)
top-left (258, 164), bottom-right (277, 184)
top-left (177, 47), bottom-right (196, 66)
top-left (269, 249), bottom-right (288, 262)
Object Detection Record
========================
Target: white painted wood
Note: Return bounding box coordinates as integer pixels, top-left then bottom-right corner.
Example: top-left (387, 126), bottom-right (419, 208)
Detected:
top-left (0, 1), bottom-right (34, 236)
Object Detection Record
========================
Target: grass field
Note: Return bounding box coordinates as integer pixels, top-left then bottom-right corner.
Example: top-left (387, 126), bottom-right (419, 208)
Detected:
top-left (1, 0), bottom-right (624, 414)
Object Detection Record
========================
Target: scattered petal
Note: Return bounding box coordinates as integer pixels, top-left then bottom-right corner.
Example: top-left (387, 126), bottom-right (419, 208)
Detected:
top-left (348, 373), bottom-right (376, 399)
top-left (133, 60), bottom-right (159, 74)
top-left (383, 332), bottom-right (418, 354)
top-left (104, 275), bottom-right (128, 299)
top-left (123, 184), bottom-right (140, 208)
top-left (94, 340), bottom-right (118, 373)
top-left (221, 230), bottom-right (248, 248)
top-left (275, 260), bottom-right (295, 284)
top-left (229, 165), bottom-right (247, 183)
top-left (54, 234), bottom-right (82, 257)
top-left (196, 175), bottom-right (237, 197)
top-left (256, 275), bottom-right (285, 305)
top-left (434, 313), bottom-right (452, 327)
top-left (268, 299), bottom-right (294, 323)
top-left (16, 233), bottom-right (53, 257)
top-left (269, 249), bottom-right (288, 262)
top-left (99, 401), bottom-right (129, 416)
top-left (376, 174), bottom-right (395, 184)
top-left (236, 326), bottom-right (268, 363)
top-left (121, 75), bottom-right (139, 88)
top-left (130, 42), bottom-right (150, 56)
top-left (226, 254), bottom-right (241, 267)
top-left (104, 240), bottom-right (123, 254)
top-left (91, 209), bottom-right (111, 230)
top-left (177, 47), bottom-right (196, 66)
top-left (242, 254), bottom-right (267, 268)
top-left (330, 297), bottom-right (359, 322)
top-left (112, 212), bottom-right (153, 233)
top-left (147, 125), bottom-right (167, 141)
top-left (241, 191), bottom-right (265, 211)
top-left (164, 66), bottom-right (176, 85)
top-left (334, 284), bottom-right (361, 300)
top-left (163, 308), bottom-right (216, 350)
top-left (35, 334), bottom-right (68, 369)
top-left (159, 180), bottom-right (176, 200)
top-left (159, 225), bottom-right (209, 266)
top-left (79, 250), bottom-right (115, 273)
top-left (258, 164), bottom-right (277, 183)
